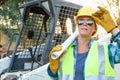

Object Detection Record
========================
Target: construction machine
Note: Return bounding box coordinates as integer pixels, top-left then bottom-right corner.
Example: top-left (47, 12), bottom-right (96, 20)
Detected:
top-left (0, 0), bottom-right (82, 79)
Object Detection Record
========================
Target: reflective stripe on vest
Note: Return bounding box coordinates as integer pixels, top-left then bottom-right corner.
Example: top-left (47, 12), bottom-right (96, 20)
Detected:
top-left (58, 44), bottom-right (74, 80)
top-left (58, 41), bottom-right (115, 80)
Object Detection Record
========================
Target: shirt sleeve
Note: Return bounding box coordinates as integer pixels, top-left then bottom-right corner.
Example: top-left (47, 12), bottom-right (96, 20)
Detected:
top-left (110, 31), bottom-right (120, 64)
top-left (47, 65), bottom-right (58, 80)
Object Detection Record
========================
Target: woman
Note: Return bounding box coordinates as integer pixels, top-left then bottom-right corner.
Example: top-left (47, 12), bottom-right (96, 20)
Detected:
top-left (48, 6), bottom-right (120, 80)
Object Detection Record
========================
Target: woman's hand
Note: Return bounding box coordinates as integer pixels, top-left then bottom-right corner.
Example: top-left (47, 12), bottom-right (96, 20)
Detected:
top-left (92, 6), bottom-right (116, 33)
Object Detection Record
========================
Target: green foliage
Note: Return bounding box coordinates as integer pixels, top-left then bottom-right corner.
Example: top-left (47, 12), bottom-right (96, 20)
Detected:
top-left (1, 0), bottom-right (19, 21)
top-left (0, 0), bottom-right (31, 40)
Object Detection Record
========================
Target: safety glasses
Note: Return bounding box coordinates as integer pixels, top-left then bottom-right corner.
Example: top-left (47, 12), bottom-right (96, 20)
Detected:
top-left (78, 19), bottom-right (94, 26)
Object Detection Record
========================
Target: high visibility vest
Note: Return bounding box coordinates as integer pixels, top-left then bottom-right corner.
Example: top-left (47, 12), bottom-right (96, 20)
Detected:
top-left (58, 41), bottom-right (115, 80)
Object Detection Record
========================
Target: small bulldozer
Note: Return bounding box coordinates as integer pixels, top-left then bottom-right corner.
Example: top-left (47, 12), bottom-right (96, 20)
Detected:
top-left (0, 0), bottom-right (82, 80)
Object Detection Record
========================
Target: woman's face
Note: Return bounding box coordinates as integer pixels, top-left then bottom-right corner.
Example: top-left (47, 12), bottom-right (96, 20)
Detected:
top-left (77, 16), bottom-right (96, 37)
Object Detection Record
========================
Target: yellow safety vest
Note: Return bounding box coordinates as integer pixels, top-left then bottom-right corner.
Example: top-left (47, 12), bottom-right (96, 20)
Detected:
top-left (58, 41), bottom-right (115, 80)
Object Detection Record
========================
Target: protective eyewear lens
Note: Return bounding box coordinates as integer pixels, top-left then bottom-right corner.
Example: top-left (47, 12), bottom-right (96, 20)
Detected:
top-left (78, 19), bottom-right (94, 26)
